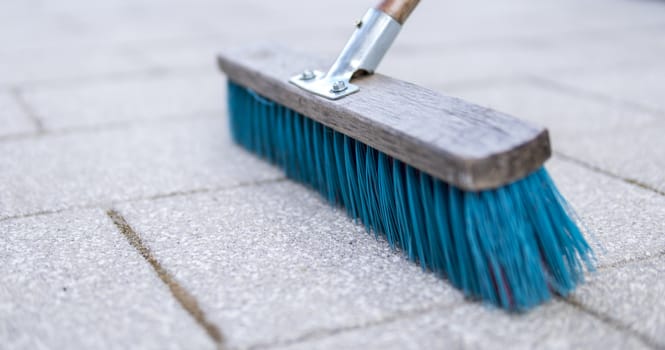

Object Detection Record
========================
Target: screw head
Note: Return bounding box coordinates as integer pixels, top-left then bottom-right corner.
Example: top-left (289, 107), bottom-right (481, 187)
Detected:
top-left (355, 20), bottom-right (363, 28)
top-left (300, 70), bottom-right (315, 81)
top-left (331, 80), bottom-right (348, 93)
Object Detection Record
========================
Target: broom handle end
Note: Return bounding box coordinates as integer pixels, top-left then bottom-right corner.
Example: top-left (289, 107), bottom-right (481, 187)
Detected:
top-left (377, 0), bottom-right (420, 24)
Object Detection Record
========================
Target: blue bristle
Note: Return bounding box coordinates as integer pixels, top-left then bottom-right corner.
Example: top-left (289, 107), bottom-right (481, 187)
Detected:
top-left (227, 80), bottom-right (595, 311)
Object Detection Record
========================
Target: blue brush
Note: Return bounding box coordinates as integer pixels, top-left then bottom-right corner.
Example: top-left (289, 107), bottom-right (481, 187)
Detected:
top-left (218, 0), bottom-right (594, 310)
top-left (226, 82), bottom-right (594, 310)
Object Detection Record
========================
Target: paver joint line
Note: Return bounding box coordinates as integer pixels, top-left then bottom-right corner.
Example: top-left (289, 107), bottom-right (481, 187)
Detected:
top-left (527, 75), bottom-right (665, 120)
top-left (556, 151), bottom-right (665, 197)
top-left (0, 177), bottom-right (287, 223)
top-left (9, 64), bottom-right (211, 91)
top-left (106, 209), bottom-right (226, 349)
top-left (0, 110), bottom-right (220, 145)
top-left (10, 86), bottom-right (44, 133)
top-left (251, 303), bottom-right (459, 350)
top-left (598, 249), bottom-right (665, 271)
top-left (564, 298), bottom-right (662, 349)
top-left (4, 67), bottom-right (169, 91)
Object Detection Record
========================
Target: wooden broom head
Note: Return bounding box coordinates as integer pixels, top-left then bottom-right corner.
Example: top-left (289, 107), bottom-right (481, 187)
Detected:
top-left (218, 44), bottom-right (551, 191)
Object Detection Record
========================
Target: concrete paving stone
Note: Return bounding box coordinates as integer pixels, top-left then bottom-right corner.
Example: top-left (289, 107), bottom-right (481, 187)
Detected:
top-left (115, 181), bottom-right (463, 349)
top-left (546, 158), bottom-right (665, 267)
top-left (379, 45), bottom-right (552, 89)
top-left (129, 1), bottom-right (367, 70)
top-left (0, 93), bottom-right (37, 138)
top-left (444, 80), bottom-right (658, 138)
top-left (572, 255), bottom-right (665, 347)
top-left (551, 63), bottom-right (665, 115)
top-left (0, 209), bottom-right (215, 350)
top-left (22, 71), bottom-right (224, 130)
top-left (398, 0), bottom-right (665, 49)
top-left (71, 7), bottom-right (214, 47)
top-left (0, 0), bottom-right (352, 59)
top-left (233, 0), bottom-right (665, 51)
top-left (129, 1), bottom-right (665, 85)
top-left (446, 80), bottom-right (665, 193)
top-left (0, 117), bottom-right (282, 219)
top-left (127, 37), bottom-right (234, 71)
top-left (131, 33), bottom-right (348, 71)
top-left (2, 0), bottom-right (664, 348)
top-left (276, 302), bottom-right (647, 350)
top-left (0, 0), bottom-right (214, 52)
top-left (130, 30), bottom-right (664, 95)
top-left (109, 157), bottom-right (664, 348)
top-left (0, 45), bottom-right (151, 88)
top-left (207, 0), bottom-right (370, 36)
top-left (0, 6), bottom-right (91, 53)
top-left (384, 29), bottom-right (665, 89)
top-left (570, 121), bottom-right (665, 193)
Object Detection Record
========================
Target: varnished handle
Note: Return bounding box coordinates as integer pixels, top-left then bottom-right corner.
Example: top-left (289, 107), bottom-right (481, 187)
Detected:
top-left (377, 0), bottom-right (420, 24)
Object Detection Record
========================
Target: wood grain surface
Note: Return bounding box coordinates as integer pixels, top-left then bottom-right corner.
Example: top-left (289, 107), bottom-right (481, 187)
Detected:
top-left (377, 0), bottom-right (420, 24)
top-left (217, 44), bottom-right (551, 190)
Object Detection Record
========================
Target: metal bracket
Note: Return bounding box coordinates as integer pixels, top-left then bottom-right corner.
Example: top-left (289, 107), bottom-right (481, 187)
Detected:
top-left (289, 8), bottom-right (402, 100)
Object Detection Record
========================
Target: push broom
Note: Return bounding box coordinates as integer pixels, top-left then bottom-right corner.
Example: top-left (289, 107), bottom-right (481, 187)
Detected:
top-left (217, 0), bottom-right (594, 310)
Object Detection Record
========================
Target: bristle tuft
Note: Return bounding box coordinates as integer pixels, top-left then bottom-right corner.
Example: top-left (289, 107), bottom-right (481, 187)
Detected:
top-left (228, 80), bottom-right (594, 310)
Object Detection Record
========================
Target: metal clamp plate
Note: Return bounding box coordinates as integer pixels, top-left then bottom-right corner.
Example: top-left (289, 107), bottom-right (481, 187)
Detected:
top-left (289, 70), bottom-right (359, 100)
top-left (288, 8), bottom-right (400, 100)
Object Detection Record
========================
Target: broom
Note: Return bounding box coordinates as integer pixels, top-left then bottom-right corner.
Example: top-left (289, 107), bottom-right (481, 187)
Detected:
top-left (217, 0), bottom-right (594, 310)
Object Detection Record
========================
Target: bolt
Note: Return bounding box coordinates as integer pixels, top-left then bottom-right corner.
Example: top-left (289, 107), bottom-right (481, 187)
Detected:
top-left (331, 80), bottom-right (348, 93)
top-left (300, 70), bottom-right (315, 81)
top-left (355, 20), bottom-right (363, 28)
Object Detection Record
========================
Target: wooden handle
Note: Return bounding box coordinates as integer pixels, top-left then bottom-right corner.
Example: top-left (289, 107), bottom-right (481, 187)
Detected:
top-left (377, 0), bottom-right (420, 24)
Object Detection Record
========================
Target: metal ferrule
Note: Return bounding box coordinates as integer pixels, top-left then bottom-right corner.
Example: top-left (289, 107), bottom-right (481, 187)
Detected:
top-left (289, 8), bottom-right (402, 100)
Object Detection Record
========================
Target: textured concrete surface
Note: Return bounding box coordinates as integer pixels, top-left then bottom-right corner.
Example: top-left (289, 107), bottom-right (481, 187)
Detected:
top-left (22, 71), bottom-right (224, 130)
top-left (275, 302), bottom-right (647, 350)
top-left (551, 63), bottom-right (665, 114)
top-left (0, 118), bottom-right (282, 219)
top-left (0, 210), bottom-right (215, 350)
top-left (0, 46), bottom-right (151, 88)
top-left (547, 158), bottom-right (665, 267)
top-left (573, 255), bottom-right (665, 346)
top-left (2, 0), bottom-right (665, 349)
top-left (114, 182), bottom-right (462, 349)
top-left (445, 80), bottom-right (658, 139)
top-left (0, 93), bottom-right (36, 138)
top-left (382, 35), bottom-right (661, 89)
top-left (113, 171), bottom-right (662, 349)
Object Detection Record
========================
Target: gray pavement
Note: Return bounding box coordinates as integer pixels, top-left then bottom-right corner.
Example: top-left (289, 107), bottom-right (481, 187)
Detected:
top-left (1, 0), bottom-right (664, 349)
